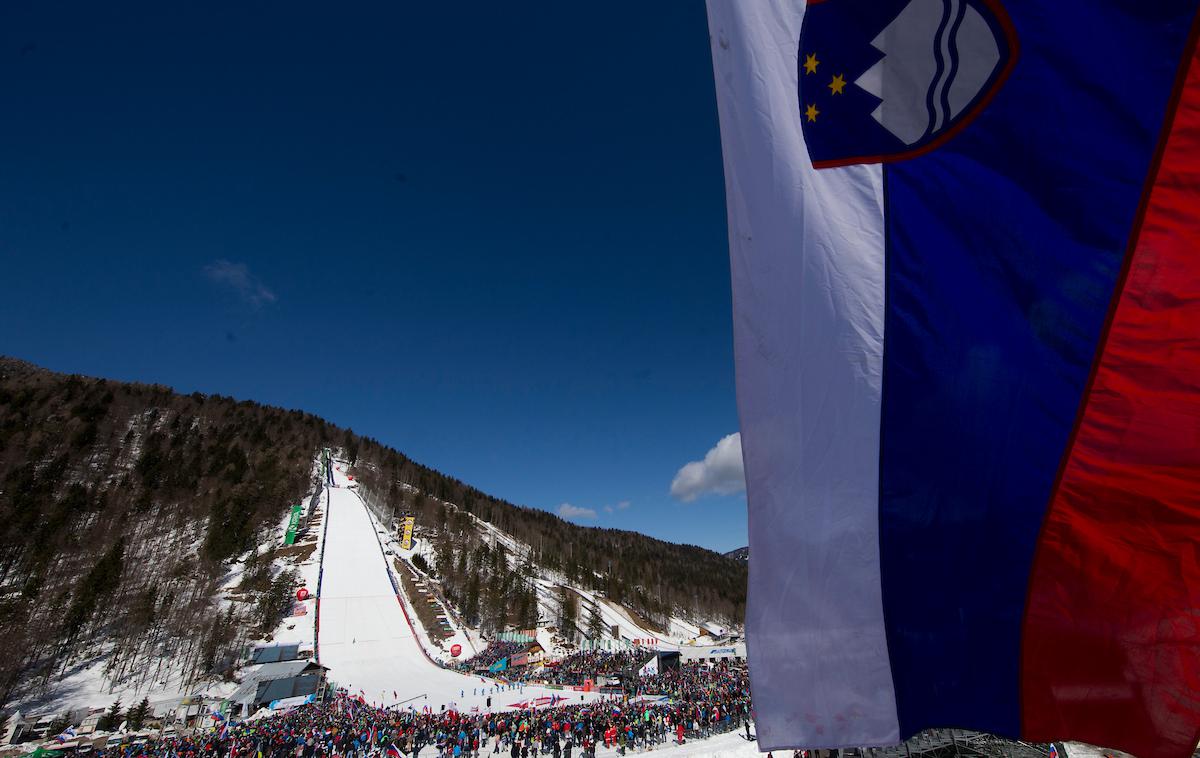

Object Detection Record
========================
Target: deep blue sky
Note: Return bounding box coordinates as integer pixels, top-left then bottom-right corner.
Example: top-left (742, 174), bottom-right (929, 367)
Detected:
top-left (0, 2), bottom-right (747, 552)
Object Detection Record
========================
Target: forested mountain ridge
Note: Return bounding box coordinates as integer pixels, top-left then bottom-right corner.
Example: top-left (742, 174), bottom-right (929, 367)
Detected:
top-left (0, 357), bottom-right (745, 708)
top-left (354, 464), bottom-right (746, 640)
top-left (0, 357), bottom-right (331, 707)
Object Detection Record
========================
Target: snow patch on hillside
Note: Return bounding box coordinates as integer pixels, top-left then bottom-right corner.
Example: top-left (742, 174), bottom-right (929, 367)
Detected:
top-left (14, 457), bottom-right (330, 720)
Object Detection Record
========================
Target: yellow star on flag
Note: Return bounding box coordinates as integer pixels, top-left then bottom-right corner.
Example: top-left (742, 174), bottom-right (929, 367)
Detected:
top-left (829, 74), bottom-right (846, 95)
top-left (803, 53), bottom-right (819, 75)
top-left (805, 103), bottom-right (820, 122)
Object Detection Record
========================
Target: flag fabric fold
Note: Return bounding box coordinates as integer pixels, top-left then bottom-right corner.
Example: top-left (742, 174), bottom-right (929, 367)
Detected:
top-left (706, 1), bottom-right (1200, 756)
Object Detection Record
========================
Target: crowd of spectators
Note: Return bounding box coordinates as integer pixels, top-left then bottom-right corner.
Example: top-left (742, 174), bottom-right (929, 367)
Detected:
top-left (81, 660), bottom-right (752, 758)
top-left (506, 651), bottom-right (651, 687)
top-left (635, 660), bottom-right (749, 700)
top-left (456, 642), bottom-right (525, 672)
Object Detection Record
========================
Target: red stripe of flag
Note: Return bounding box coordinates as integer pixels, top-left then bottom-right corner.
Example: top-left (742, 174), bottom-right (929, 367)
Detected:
top-left (1021, 21), bottom-right (1200, 758)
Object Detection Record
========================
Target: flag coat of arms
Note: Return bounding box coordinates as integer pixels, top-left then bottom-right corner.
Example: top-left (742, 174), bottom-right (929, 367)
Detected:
top-left (706, 1), bottom-right (1200, 756)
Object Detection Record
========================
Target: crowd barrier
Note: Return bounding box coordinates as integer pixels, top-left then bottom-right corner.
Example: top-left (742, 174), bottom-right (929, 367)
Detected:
top-left (314, 484), bottom-right (333, 664)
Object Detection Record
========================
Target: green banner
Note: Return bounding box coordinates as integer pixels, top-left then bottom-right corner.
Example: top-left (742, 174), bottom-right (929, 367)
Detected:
top-left (284, 504), bottom-right (303, 545)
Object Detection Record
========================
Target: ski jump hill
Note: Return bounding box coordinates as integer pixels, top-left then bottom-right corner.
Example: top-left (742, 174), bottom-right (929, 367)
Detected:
top-left (316, 466), bottom-right (598, 712)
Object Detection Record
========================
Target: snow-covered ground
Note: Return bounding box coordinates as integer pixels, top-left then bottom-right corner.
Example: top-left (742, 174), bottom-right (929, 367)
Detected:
top-left (247, 481), bottom-right (325, 655)
top-left (446, 506), bottom-right (722, 651)
top-left (11, 461), bottom-right (330, 719)
top-left (585, 731), bottom-right (764, 758)
top-left (569, 585), bottom-right (679, 650)
top-left (363, 495), bottom-right (480, 661)
top-left (317, 467), bottom-right (606, 713)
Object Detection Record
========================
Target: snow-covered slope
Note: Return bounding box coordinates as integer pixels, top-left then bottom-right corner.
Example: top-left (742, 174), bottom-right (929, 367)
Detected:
top-left (317, 467), bottom-right (602, 712)
top-left (569, 585), bottom-right (679, 649)
top-left (11, 460), bottom-right (329, 719)
top-left (428, 504), bottom-right (724, 650)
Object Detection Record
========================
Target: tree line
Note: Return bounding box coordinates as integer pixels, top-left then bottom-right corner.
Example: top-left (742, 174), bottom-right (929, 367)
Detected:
top-left (351, 446), bottom-right (747, 633)
top-left (0, 358), bottom-right (329, 707)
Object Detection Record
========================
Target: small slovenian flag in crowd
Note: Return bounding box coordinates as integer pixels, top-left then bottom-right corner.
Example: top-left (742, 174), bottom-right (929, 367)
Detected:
top-left (218, 722), bottom-right (230, 741)
top-left (54, 727), bottom-right (76, 743)
top-left (1048, 746), bottom-right (1059, 758)
top-left (385, 744), bottom-right (402, 758)
top-left (210, 709), bottom-right (226, 723)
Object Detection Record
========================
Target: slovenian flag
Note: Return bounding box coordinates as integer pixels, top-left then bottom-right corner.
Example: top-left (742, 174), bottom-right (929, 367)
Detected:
top-left (707, 2), bottom-right (1200, 758)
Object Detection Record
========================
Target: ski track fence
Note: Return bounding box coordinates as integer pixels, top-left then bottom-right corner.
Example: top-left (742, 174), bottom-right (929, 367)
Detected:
top-left (314, 483), bottom-right (333, 665)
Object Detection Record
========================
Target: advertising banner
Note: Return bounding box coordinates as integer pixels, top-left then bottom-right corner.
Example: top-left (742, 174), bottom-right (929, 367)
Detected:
top-left (497, 631), bottom-right (534, 643)
top-left (269, 694), bottom-right (315, 712)
top-left (400, 516), bottom-right (416, 550)
top-left (284, 504), bottom-right (303, 545)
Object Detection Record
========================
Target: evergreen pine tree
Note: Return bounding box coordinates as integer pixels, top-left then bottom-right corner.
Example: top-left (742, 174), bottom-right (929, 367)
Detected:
top-left (98, 700), bottom-right (122, 732)
top-left (558, 586), bottom-right (579, 640)
top-left (127, 697), bottom-right (150, 730)
top-left (520, 584), bottom-right (539, 630)
top-left (586, 601), bottom-right (604, 641)
top-left (47, 716), bottom-right (69, 738)
top-left (63, 537), bottom-right (126, 639)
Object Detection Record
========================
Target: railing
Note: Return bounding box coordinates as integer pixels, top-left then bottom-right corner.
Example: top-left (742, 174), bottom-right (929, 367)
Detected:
top-left (314, 483), bottom-right (332, 664)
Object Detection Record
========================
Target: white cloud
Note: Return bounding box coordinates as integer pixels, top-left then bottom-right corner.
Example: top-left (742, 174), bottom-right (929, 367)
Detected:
top-left (602, 500), bottom-right (631, 515)
top-left (204, 259), bottom-right (277, 306)
top-left (670, 432), bottom-right (745, 502)
top-left (558, 503), bottom-right (597, 521)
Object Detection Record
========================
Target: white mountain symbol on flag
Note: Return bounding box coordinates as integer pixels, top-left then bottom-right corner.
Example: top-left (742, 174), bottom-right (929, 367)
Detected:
top-left (855, 0), bottom-right (1003, 145)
